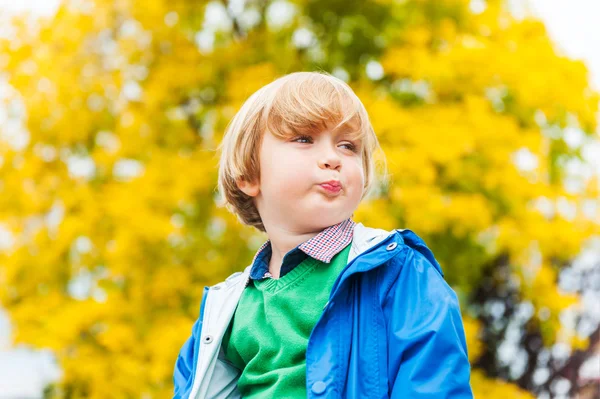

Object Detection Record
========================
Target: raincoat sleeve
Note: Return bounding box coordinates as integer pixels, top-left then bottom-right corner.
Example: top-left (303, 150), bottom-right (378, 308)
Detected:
top-left (384, 246), bottom-right (474, 398)
top-left (173, 318), bottom-right (202, 399)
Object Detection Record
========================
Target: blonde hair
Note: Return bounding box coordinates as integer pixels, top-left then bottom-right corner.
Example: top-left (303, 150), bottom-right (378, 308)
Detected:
top-left (217, 71), bottom-right (385, 232)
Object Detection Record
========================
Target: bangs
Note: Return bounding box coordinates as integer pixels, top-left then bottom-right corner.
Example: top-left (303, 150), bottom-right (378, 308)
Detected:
top-left (263, 74), bottom-right (371, 145)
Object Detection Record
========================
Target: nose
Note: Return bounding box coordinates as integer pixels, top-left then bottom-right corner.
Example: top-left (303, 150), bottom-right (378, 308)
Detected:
top-left (318, 144), bottom-right (341, 171)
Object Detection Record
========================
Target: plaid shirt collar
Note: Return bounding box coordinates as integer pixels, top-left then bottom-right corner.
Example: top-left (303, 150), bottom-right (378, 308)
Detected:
top-left (249, 218), bottom-right (356, 280)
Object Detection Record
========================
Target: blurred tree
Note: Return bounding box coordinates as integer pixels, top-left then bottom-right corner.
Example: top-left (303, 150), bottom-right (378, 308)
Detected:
top-left (0, 0), bottom-right (598, 397)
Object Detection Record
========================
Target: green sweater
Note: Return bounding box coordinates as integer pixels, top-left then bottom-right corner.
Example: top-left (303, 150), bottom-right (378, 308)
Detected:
top-left (222, 243), bottom-right (352, 398)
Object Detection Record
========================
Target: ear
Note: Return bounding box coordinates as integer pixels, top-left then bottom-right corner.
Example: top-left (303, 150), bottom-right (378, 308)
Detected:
top-left (236, 178), bottom-right (260, 197)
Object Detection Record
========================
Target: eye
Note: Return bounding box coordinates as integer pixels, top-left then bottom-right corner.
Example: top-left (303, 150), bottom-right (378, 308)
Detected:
top-left (339, 142), bottom-right (358, 152)
top-left (292, 135), bottom-right (313, 144)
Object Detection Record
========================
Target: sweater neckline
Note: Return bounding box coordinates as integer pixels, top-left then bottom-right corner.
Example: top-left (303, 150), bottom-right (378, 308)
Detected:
top-left (254, 243), bottom-right (351, 295)
top-left (254, 256), bottom-right (321, 295)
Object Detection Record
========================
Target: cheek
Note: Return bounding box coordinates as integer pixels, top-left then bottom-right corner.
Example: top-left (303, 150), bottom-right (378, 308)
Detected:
top-left (260, 152), bottom-right (306, 193)
top-left (348, 159), bottom-right (365, 188)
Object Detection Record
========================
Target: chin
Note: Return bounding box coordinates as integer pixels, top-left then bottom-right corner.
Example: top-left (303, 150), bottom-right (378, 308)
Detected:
top-left (314, 215), bottom-right (349, 229)
top-left (296, 218), bottom-right (334, 232)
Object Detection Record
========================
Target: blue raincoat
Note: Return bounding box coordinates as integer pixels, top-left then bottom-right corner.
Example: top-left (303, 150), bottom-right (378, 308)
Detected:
top-left (173, 224), bottom-right (474, 398)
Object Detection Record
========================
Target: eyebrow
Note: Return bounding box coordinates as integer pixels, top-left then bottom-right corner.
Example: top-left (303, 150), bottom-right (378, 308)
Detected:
top-left (336, 128), bottom-right (363, 142)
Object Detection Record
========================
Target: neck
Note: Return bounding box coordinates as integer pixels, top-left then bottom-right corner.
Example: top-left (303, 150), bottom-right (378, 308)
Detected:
top-left (264, 224), bottom-right (322, 279)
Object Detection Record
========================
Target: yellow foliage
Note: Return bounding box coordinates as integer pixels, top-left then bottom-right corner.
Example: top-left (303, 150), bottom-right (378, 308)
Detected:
top-left (516, 260), bottom-right (580, 345)
top-left (470, 370), bottom-right (535, 398)
top-left (0, 0), bottom-right (597, 397)
top-left (463, 316), bottom-right (483, 363)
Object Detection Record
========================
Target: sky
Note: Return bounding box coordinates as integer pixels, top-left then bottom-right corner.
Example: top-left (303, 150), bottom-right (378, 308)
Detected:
top-left (527, 0), bottom-right (600, 91)
top-left (0, 0), bottom-right (599, 397)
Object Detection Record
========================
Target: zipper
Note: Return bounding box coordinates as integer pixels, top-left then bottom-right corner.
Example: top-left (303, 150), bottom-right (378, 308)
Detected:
top-left (306, 232), bottom-right (401, 396)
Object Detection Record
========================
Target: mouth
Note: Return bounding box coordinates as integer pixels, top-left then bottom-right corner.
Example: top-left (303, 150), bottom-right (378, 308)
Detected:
top-left (319, 180), bottom-right (342, 194)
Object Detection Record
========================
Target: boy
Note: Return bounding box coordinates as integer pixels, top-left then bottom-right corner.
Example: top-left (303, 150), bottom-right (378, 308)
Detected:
top-left (173, 71), bottom-right (473, 398)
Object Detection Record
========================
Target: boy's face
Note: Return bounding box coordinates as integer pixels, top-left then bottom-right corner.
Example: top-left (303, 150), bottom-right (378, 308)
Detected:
top-left (238, 127), bottom-right (365, 234)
